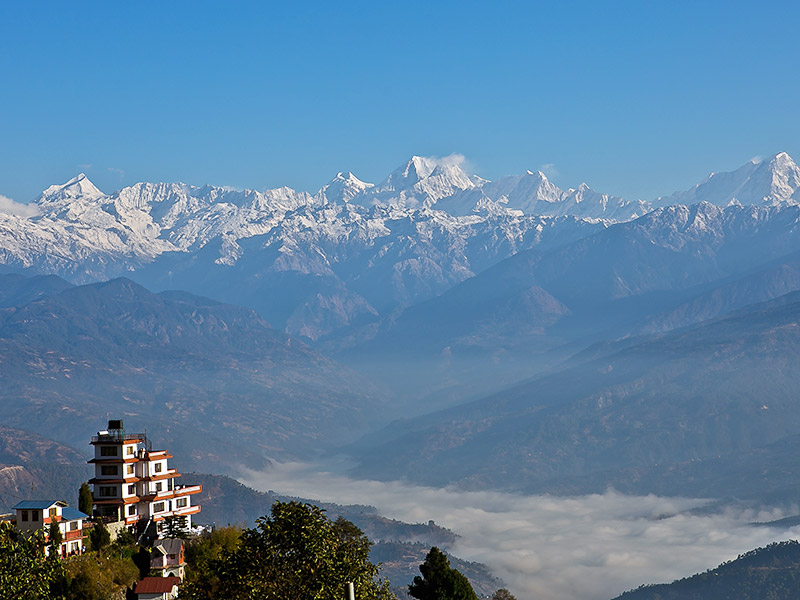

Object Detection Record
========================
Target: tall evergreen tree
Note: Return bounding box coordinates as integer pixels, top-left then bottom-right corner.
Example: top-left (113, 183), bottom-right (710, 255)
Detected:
top-left (78, 482), bottom-right (93, 516)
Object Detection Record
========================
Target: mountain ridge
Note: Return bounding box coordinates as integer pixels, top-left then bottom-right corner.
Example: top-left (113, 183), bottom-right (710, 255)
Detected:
top-left (1, 152), bottom-right (797, 342)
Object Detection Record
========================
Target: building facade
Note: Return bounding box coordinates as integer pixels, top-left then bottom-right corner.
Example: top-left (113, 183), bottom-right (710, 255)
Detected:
top-left (13, 500), bottom-right (89, 557)
top-left (89, 420), bottom-right (201, 536)
top-left (150, 538), bottom-right (186, 580)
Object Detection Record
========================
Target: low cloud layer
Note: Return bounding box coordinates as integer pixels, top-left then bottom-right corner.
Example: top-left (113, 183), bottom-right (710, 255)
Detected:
top-left (0, 195), bottom-right (39, 218)
top-left (242, 461), bottom-right (800, 600)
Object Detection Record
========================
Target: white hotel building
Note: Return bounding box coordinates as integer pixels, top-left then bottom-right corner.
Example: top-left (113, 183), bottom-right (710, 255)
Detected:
top-left (89, 420), bottom-right (201, 534)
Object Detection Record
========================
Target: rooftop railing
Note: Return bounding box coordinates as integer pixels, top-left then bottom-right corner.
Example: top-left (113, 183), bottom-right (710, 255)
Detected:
top-left (91, 432), bottom-right (152, 450)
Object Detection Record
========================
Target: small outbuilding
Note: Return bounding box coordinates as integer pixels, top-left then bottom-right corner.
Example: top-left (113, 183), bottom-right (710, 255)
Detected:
top-left (150, 538), bottom-right (186, 580)
top-left (134, 576), bottom-right (181, 600)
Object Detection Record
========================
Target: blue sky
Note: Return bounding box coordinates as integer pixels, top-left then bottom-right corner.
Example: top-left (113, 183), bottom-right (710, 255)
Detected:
top-left (2, 1), bottom-right (799, 202)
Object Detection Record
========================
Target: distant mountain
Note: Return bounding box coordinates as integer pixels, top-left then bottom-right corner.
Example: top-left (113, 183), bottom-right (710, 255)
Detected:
top-left (0, 425), bottom-right (90, 514)
top-left (339, 200), bottom-right (800, 404)
top-left (1, 152), bottom-right (796, 345)
top-left (0, 274), bottom-right (388, 472)
top-left (656, 152), bottom-right (800, 207)
top-left (612, 541), bottom-right (800, 600)
top-left (0, 273), bottom-right (72, 308)
top-left (348, 290), bottom-right (800, 496)
top-left (0, 154), bottom-right (646, 341)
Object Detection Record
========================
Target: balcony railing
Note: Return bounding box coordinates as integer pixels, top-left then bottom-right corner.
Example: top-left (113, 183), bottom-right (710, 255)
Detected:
top-left (91, 432), bottom-right (152, 451)
top-left (64, 529), bottom-right (84, 541)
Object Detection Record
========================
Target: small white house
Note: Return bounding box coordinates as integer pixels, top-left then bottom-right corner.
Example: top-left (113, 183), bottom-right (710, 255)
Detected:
top-left (150, 538), bottom-right (186, 580)
top-left (13, 500), bottom-right (89, 557)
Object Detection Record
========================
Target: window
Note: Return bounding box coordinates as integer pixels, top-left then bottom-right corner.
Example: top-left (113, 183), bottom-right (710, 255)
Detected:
top-left (100, 446), bottom-right (117, 456)
top-left (176, 498), bottom-right (187, 508)
top-left (49, 507), bottom-right (57, 519)
top-left (21, 510), bottom-right (28, 522)
top-left (154, 463), bottom-right (163, 473)
top-left (98, 486), bottom-right (116, 497)
top-left (31, 511), bottom-right (39, 521)
top-left (101, 465), bottom-right (119, 476)
top-left (126, 445), bottom-right (134, 455)
top-left (128, 505), bottom-right (136, 516)
top-left (153, 502), bottom-right (165, 513)
top-left (70, 521), bottom-right (78, 531)
top-left (126, 464), bottom-right (134, 475)
top-left (127, 484), bottom-right (136, 495)
top-left (155, 482), bottom-right (162, 492)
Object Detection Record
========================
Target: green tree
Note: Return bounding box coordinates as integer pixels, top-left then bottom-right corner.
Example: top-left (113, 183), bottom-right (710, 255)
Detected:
top-left (63, 553), bottom-right (139, 600)
top-left (492, 589), bottom-right (517, 600)
top-left (48, 518), bottom-right (63, 555)
top-left (88, 520), bottom-right (110, 552)
top-left (0, 521), bottom-right (67, 599)
top-left (408, 546), bottom-right (478, 600)
top-left (112, 526), bottom-right (136, 549)
top-left (78, 482), bottom-right (93, 516)
top-left (184, 525), bottom-right (243, 599)
top-left (182, 501), bottom-right (394, 600)
top-left (162, 515), bottom-right (189, 538)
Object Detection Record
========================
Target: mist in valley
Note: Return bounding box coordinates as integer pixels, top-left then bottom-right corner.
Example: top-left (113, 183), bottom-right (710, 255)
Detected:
top-left (242, 460), bottom-right (800, 600)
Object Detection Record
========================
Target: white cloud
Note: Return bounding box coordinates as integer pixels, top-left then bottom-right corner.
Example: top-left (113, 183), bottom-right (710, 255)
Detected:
top-left (107, 167), bottom-right (125, 179)
top-left (0, 194), bottom-right (40, 218)
top-left (426, 153), bottom-right (477, 174)
top-left (540, 163), bottom-right (559, 178)
top-left (241, 461), bottom-right (800, 600)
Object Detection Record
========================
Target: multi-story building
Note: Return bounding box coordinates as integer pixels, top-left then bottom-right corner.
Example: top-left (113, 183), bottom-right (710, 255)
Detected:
top-left (89, 419), bottom-right (201, 536)
top-left (12, 500), bottom-right (89, 557)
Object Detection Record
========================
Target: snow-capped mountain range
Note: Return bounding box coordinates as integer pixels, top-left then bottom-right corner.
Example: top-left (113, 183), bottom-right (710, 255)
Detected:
top-left (1, 152), bottom-right (799, 339)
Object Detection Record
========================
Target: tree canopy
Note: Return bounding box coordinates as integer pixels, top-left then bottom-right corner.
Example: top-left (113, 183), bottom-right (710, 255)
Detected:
top-left (408, 546), bottom-right (478, 600)
top-left (0, 521), bottom-right (66, 600)
top-left (182, 501), bottom-right (394, 600)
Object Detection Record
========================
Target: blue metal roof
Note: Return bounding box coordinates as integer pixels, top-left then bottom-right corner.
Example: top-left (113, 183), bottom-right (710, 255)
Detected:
top-left (12, 500), bottom-right (62, 510)
top-left (12, 501), bottom-right (85, 520)
top-left (60, 507), bottom-right (89, 521)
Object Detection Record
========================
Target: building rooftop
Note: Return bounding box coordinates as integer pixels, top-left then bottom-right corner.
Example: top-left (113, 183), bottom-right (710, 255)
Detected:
top-left (13, 500), bottom-right (66, 510)
top-left (61, 507), bottom-right (89, 521)
top-left (153, 538), bottom-right (183, 556)
top-left (134, 576), bottom-right (181, 594)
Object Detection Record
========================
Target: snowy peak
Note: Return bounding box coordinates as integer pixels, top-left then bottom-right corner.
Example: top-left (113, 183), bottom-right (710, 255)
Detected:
top-left (349, 155), bottom-right (479, 209)
top-left (761, 151), bottom-right (800, 201)
top-left (657, 152), bottom-right (800, 208)
top-left (319, 171), bottom-right (374, 203)
top-left (40, 173), bottom-right (106, 202)
top-left (401, 155), bottom-right (437, 182)
top-left (377, 155), bottom-right (443, 193)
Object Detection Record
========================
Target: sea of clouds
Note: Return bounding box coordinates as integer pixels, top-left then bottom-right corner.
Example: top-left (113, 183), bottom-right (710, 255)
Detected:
top-left (242, 461), bottom-right (800, 600)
